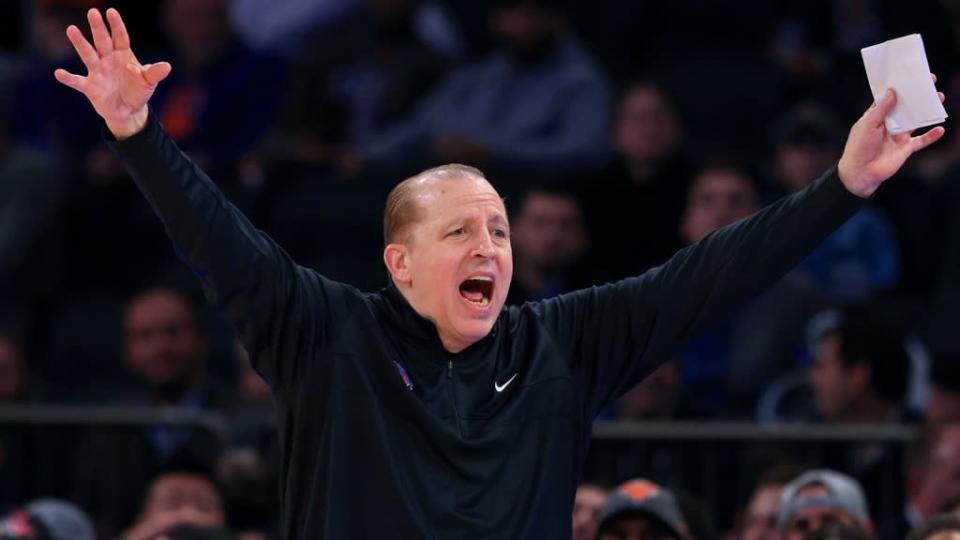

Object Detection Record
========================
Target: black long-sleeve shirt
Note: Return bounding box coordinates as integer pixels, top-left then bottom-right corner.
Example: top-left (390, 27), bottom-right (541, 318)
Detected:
top-left (111, 112), bottom-right (863, 539)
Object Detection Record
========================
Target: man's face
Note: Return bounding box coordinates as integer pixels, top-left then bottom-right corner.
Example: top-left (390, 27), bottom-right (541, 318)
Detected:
top-left (599, 514), bottom-right (679, 540)
top-left (512, 192), bottom-right (586, 271)
top-left (491, 4), bottom-right (558, 57)
top-left (741, 486), bottom-right (782, 540)
top-left (393, 176), bottom-right (513, 352)
top-left (125, 291), bottom-right (207, 393)
top-left (573, 485), bottom-right (607, 540)
top-left (141, 473), bottom-right (224, 527)
top-left (808, 333), bottom-right (854, 421)
top-left (615, 86), bottom-right (682, 164)
top-left (914, 426), bottom-right (960, 515)
top-left (781, 485), bottom-right (860, 540)
top-left (680, 170), bottom-right (758, 244)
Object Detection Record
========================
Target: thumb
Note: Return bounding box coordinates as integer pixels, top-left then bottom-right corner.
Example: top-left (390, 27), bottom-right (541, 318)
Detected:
top-left (865, 88), bottom-right (897, 127)
top-left (141, 61), bottom-right (172, 86)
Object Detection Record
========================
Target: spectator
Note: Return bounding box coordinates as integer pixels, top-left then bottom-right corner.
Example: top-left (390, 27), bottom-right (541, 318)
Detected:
top-left (771, 104), bottom-right (900, 301)
top-left (506, 184), bottom-right (594, 303)
top-left (907, 514), bottom-right (960, 540)
top-left (805, 311), bottom-right (915, 540)
top-left (778, 470), bottom-right (873, 540)
top-left (925, 354), bottom-right (960, 426)
top-left (807, 315), bottom-right (913, 424)
top-left (121, 288), bottom-right (219, 408)
top-left (71, 288), bottom-right (224, 538)
top-left (0, 90), bottom-right (65, 309)
top-left (596, 479), bottom-right (689, 540)
top-left (907, 424), bottom-right (960, 527)
top-left (269, 0), bottom-right (460, 166)
top-left (585, 80), bottom-right (691, 278)
top-left (362, 0), bottom-right (610, 182)
top-left (120, 462), bottom-right (227, 540)
top-left (677, 164), bottom-right (828, 415)
top-left (739, 465), bottom-right (803, 540)
top-left (0, 499), bottom-right (95, 540)
top-left (572, 482), bottom-right (607, 540)
top-left (150, 0), bottom-right (285, 196)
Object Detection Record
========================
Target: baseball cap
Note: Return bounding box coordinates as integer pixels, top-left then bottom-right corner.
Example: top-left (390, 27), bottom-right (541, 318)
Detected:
top-left (777, 470), bottom-right (870, 528)
top-left (0, 499), bottom-right (95, 540)
top-left (596, 479), bottom-right (687, 539)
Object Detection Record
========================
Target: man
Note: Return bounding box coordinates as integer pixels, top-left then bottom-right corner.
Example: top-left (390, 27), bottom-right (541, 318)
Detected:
top-left (594, 479), bottom-right (688, 540)
top-left (778, 470), bottom-right (873, 540)
top-left (907, 424), bottom-right (960, 527)
top-left (0, 499), bottom-right (96, 540)
top-left (739, 465), bottom-right (802, 540)
top-left (572, 483), bottom-right (607, 540)
top-left (120, 462), bottom-right (227, 540)
top-left (585, 80), bottom-right (691, 278)
top-left (808, 316), bottom-right (912, 424)
top-left (123, 288), bottom-right (213, 408)
top-left (507, 184), bottom-right (593, 304)
top-left (55, 7), bottom-right (945, 538)
top-left (361, 0), bottom-right (610, 177)
top-left (71, 288), bottom-right (223, 537)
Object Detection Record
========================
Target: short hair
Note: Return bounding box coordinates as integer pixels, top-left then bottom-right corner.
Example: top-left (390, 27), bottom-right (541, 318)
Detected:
top-left (124, 286), bottom-right (202, 332)
top-left (382, 164), bottom-right (487, 245)
top-left (828, 320), bottom-right (910, 403)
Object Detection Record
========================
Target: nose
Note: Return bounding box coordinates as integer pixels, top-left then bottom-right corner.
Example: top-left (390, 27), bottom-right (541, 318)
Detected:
top-left (472, 229), bottom-right (495, 258)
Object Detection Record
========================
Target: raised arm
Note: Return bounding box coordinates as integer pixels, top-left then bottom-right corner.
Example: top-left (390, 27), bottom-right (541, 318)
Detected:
top-left (55, 9), bottom-right (352, 389)
top-left (534, 87), bottom-right (946, 415)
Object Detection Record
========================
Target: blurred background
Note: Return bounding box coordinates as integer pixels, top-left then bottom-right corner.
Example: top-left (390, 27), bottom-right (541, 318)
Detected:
top-left (4, 0), bottom-right (960, 539)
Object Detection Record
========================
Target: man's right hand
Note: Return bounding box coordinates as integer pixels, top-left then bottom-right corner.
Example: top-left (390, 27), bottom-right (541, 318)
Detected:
top-left (54, 8), bottom-right (171, 139)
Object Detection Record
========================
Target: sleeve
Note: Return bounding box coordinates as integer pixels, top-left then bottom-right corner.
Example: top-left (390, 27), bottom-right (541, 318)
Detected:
top-left (531, 167), bottom-right (864, 415)
top-left (109, 111), bottom-right (359, 392)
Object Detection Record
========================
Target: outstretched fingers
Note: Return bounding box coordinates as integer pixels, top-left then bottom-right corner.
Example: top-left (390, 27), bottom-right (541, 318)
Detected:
top-left (910, 126), bottom-right (946, 153)
top-left (105, 8), bottom-right (130, 51)
top-left (54, 69), bottom-right (87, 93)
top-left (87, 8), bottom-right (113, 57)
top-left (66, 25), bottom-right (99, 70)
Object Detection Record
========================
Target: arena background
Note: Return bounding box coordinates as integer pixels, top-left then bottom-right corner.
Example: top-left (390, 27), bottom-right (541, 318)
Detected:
top-left (2, 1), bottom-right (960, 539)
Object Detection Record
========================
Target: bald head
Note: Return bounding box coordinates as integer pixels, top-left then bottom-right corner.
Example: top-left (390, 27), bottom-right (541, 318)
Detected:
top-left (383, 164), bottom-right (489, 245)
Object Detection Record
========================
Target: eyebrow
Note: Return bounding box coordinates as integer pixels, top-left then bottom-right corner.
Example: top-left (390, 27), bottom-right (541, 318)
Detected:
top-left (489, 214), bottom-right (509, 227)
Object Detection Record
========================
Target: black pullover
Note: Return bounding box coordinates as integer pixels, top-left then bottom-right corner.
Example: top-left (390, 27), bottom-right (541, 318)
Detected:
top-left (111, 112), bottom-right (863, 539)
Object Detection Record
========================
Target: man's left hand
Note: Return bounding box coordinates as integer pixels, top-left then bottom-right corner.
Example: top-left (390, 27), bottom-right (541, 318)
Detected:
top-left (838, 75), bottom-right (946, 198)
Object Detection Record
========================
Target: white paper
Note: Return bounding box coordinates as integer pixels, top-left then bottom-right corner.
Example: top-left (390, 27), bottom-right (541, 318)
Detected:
top-left (861, 34), bottom-right (947, 133)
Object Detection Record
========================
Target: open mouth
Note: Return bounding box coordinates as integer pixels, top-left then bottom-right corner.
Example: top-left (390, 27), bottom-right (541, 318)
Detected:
top-left (458, 276), bottom-right (494, 308)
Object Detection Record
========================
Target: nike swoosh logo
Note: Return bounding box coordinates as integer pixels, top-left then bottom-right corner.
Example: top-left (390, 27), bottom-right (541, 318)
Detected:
top-left (494, 373), bottom-right (518, 393)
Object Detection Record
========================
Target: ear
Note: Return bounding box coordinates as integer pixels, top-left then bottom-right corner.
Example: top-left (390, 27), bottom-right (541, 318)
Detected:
top-left (383, 243), bottom-right (412, 285)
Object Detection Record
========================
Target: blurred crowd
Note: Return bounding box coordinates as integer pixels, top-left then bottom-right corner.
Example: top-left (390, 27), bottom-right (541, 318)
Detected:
top-left (4, 0), bottom-right (960, 538)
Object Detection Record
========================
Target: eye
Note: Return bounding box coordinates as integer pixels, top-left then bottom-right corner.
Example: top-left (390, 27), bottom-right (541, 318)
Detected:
top-left (492, 228), bottom-right (509, 239)
top-left (448, 227), bottom-right (465, 237)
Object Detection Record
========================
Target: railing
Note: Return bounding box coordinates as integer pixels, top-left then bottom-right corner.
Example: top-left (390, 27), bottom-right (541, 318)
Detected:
top-left (0, 406), bottom-right (917, 536)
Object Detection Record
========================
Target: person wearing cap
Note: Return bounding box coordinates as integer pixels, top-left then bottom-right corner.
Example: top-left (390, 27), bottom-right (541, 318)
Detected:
top-left (778, 470), bottom-right (873, 540)
top-left (0, 499), bottom-right (96, 540)
top-left (55, 5), bottom-right (946, 539)
top-left (595, 479), bottom-right (688, 540)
